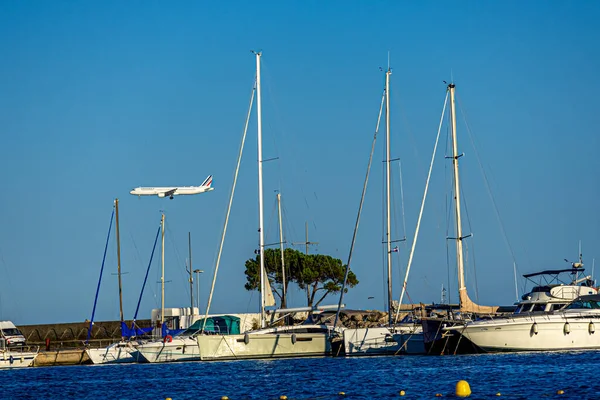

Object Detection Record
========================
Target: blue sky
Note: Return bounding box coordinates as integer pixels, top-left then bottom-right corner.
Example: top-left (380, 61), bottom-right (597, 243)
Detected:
top-left (0, 1), bottom-right (598, 324)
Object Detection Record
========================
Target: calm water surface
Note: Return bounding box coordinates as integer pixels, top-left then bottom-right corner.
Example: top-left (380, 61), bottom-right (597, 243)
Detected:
top-left (2, 351), bottom-right (598, 399)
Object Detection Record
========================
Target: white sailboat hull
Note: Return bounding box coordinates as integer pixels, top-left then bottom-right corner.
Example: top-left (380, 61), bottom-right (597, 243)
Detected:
top-left (343, 326), bottom-right (426, 355)
top-left (197, 332), bottom-right (330, 361)
top-left (0, 350), bottom-right (38, 368)
top-left (136, 337), bottom-right (199, 363)
top-left (343, 327), bottom-right (400, 355)
top-left (86, 342), bottom-right (139, 364)
top-left (457, 313), bottom-right (600, 352)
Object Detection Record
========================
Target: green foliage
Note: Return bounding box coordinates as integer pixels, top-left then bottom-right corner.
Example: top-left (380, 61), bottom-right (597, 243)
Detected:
top-left (244, 248), bottom-right (358, 308)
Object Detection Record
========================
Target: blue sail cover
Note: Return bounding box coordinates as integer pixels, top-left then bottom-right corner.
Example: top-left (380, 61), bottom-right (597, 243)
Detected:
top-left (120, 322), bottom-right (153, 338)
top-left (161, 323), bottom-right (185, 338)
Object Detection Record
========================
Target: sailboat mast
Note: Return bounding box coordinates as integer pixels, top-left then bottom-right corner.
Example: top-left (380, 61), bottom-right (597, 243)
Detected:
top-left (448, 83), bottom-right (468, 302)
top-left (448, 83), bottom-right (497, 314)
top-left (385, 67), bottom-right (393, 326)
top-left (256, 51), bottom-right (266, 328)
top-left (114, 198), bottom-right (124, 324)
top-left (161, 213), bottom-right (165, 325)
top-left (189, 232), bottom-right (194, 316)
top-left (277, 193), bottom-right (286, 308)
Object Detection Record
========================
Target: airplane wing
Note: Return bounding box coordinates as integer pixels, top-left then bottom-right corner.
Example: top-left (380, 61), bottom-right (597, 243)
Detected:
top-left (162, 188), bottom-right (177, 197)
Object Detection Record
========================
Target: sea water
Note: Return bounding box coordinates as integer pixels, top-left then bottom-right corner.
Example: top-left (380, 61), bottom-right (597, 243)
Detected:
top-left (1, 351), bottom-right (598, 399)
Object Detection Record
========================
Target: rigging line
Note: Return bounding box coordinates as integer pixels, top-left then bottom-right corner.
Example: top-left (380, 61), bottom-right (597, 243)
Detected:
top-left (133, 224), bottom-right (161, 323)
top-left (380, 111), bottom-right (387, 312)
top-left (456, 95), bottom-right (519, 276)
top-left (398, 159), bottom-right (408, 242)
top-left (87, 207), bottom-right (115, 344)
top-left (262, 60), bottom-right (314, 223)
top-left (394, 92), bottom-right (449, 324)
top-left (444, 109), bottom-right (453, 306)
top-left (333, 87), bottom-right (386, 330)
top-left (460, 190), bottom-right (483, 306)
top-left (165, 223), bottom-right (184, 272)
top-left (202, 79), bottom-right (256, 332)
top-left (165, 222), bottom-right (188, 298)
top-left (265, 197), bottom-right (278, 244)
top-left (129, 231), bottom-right (158, 302)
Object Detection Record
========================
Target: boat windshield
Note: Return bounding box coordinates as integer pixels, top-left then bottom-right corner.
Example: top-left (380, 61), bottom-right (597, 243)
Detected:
top-left (565, 299), bottom-right (600, 310)
top-left (1, 328), bottom-right (22, 336)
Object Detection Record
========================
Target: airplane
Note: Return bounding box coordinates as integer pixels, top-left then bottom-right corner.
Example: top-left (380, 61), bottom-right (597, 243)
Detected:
top-left (130, 175), bottom-right (214, 199)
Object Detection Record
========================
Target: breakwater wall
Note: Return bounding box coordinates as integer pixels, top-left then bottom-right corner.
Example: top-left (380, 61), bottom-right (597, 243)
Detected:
top-left (17, 320), bottom-right (152, 350)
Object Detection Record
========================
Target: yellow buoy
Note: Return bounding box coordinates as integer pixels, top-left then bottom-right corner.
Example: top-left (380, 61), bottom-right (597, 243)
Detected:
top-left (435, 394), bottom-right (443, 397)
top-left (399, 390), bottom-right (406, 396)
top-left (280, 396), bottom-right (288, 400)
top-left (338, 392), bottom-right (345, 396)
top-left (221, 397), bottom-right (229, 400)
top-left (455, 380), bottom-right (471, 397)
top-left (557, 390), bottom-right (565, 395)
top-left (496, 393), bottom-right (501, 396)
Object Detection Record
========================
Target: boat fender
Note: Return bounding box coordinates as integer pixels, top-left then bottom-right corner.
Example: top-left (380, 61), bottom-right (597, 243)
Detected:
top-left (244, 333), bottom-right (250, 345)
top-left (531, 322), bottom-right (538, 335)
top-left (589, 322), bottom-right (595, 334)
top-left (291, 334), bottom-right (297, 345)
top-left (164, 335), bottom-right (173, 343)
top-left (564, 322), bottom-right (571, 335)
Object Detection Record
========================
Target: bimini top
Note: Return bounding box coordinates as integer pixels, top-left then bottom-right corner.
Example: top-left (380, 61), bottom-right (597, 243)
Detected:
top-left (523, 268), bottom-right (584, 279)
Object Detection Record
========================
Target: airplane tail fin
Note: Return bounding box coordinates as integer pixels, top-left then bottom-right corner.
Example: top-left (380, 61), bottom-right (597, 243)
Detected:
top-left (201, 175), bottom-right (213, 188)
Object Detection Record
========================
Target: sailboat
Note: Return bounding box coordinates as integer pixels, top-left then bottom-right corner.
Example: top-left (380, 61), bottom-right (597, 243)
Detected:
top-left (339, 65), bottom-right (425, 356)
top-left (196, 52), bottom-right (334, 361)
top-left (420, 82), bottom-right (500, 355)
top-left (86, 199), bottom-right (142, 364)
top-left (134, 213), bottom-right (195, 363)
top-left (0, 343), bottom-right (38, 369)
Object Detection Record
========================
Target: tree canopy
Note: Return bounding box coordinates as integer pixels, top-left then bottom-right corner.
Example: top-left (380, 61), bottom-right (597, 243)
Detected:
top-left (244, 248), bottom-right (359, 309)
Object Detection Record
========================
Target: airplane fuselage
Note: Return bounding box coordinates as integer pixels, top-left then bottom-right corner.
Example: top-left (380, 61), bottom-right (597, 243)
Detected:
top-left (130, 175), bottom-right (214, 199)
top-left (130, 186), bottom-right (214, 198)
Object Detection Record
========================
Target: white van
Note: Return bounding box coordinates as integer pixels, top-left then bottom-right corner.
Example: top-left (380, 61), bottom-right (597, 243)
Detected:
top-left (0, 321), bottom-right (26, 347)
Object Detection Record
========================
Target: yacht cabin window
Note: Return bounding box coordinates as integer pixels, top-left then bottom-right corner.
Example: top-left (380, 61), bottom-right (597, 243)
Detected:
top-left (566, 300), bottom-right (600, 310)
top-left (517, 304), bottom-right (533, 313)
top-left (531, 304), bottom-right (546, 312)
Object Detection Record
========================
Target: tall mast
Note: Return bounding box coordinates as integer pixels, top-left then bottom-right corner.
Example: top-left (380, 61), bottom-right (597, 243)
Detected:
top-left (277, 193), bottom-right (286, 308)
top-left (448, 83), bottom-right (496, 314)
top-left (255, 51), bottom-right (266, 328)
top-left (188, 232), bottom-right (194, 316)
top-left (160, 213), bottom-right (165, 325)
top-left (385, 66), bottom-right (393, 326)
top-left (448, 83), bottom-right (466, 297)
top-left (114, 198), bottom-right (124, 325)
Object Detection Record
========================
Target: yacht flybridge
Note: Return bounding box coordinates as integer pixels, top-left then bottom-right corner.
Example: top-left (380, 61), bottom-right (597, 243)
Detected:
top-left (445, 265), bottom-right (600, 352)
